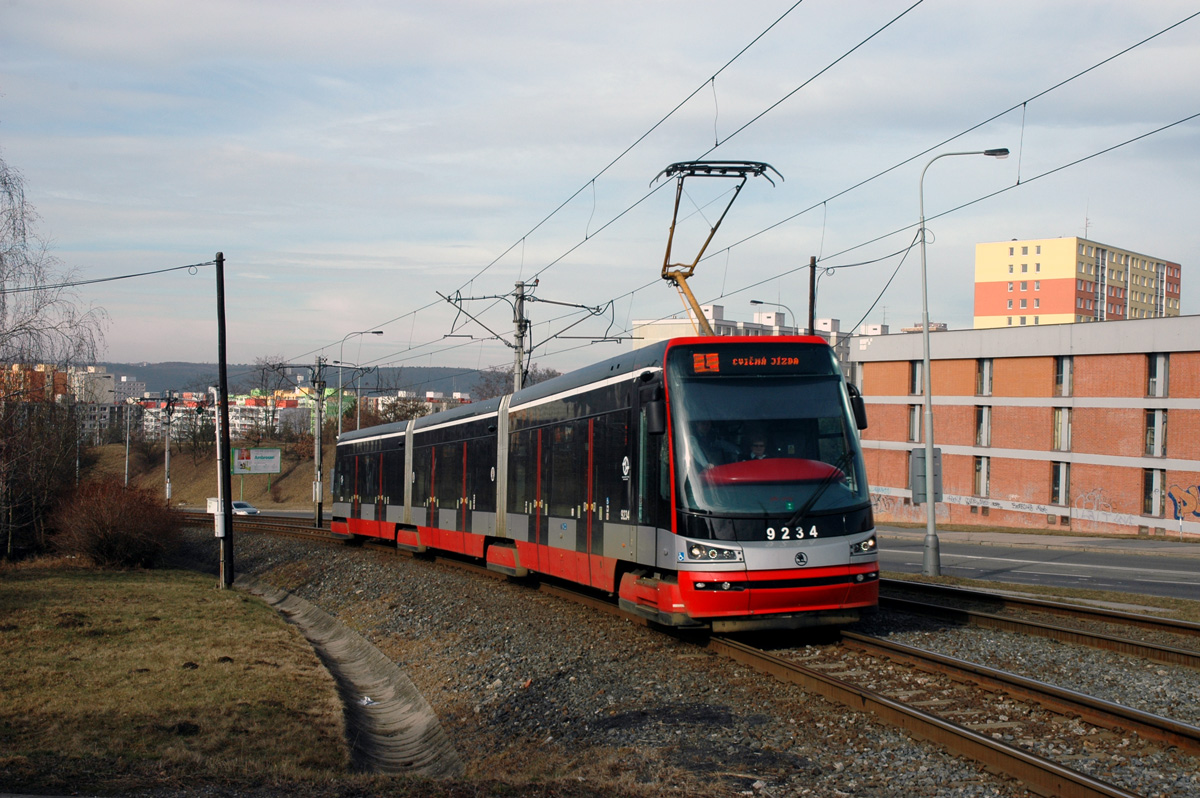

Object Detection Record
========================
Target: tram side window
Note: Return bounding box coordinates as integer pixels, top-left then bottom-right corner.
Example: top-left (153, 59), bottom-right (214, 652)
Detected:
top-left (544, 421), bottom-right (586, 518)
top-left (464, 436), bottom-right (497, 513)
top-left (507, 429), bottom-right (537, 514)
top-left (413, 445), bottom-right (432, 508)
top-left (636, 409), bottom-right (668, 526)
top-left (381, 446), bottom-right (404, 505)
top-left (435, 442), bottom-right (462, 512)
top-left (332, 452), bottom-right (351, 503)
top-left (361, 452), bottom-right (378, 504)
top-left (592, 411), bottom-right (630, 524)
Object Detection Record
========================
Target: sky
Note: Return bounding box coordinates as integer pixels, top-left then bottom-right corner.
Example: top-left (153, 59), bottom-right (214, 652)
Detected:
top-left (2, 0), bottom-right (1198, 377)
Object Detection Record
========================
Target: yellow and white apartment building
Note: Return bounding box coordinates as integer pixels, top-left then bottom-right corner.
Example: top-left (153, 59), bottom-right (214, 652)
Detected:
top-left (974, 237), bottom-right (1181, 329)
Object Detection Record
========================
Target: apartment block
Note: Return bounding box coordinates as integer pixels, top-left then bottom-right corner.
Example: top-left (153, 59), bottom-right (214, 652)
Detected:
top-left (974, 237), bottom-right (1182, 329)
top-left (850, 316), bottom-right (1199, 538)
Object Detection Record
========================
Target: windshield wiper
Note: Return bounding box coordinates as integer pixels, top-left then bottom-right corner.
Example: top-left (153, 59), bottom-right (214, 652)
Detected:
top-left (782, 451), bottom-right (855, 531)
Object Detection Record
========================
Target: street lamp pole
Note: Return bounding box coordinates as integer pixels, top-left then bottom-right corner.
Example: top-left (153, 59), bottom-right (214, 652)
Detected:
top-left (337, 330), bottom-right (382, 439)
top-left (918, 148), bottom-right (1008, 577)
top-left (749, 299), bottom-right (798, 333)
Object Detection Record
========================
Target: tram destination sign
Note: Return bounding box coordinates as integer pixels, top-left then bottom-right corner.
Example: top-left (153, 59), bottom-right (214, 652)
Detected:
top-left (679, 343), bottom-right (835, 377)
top-left (231, 447), bottom-right (282, 475)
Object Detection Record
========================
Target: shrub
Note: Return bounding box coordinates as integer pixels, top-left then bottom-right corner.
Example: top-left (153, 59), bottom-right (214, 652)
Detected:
top-left (52, 480), bottom-right (183, 568)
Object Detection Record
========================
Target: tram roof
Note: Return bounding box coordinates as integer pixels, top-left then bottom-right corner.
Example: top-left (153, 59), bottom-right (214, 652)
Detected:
top-left (507, 340), bottom-right (670, 410)
top-left (337, 337), bottom-right (828, 446)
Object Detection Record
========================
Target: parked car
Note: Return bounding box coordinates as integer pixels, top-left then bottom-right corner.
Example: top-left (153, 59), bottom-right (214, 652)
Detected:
top-left (231, 501), bottom-right (259, 515)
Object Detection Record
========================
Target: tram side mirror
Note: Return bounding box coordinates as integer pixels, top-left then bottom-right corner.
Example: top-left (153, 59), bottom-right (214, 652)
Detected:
top-left (645, 400), bottom-right (666, 435)
top-left (848, 384), bottom-right (868, 430)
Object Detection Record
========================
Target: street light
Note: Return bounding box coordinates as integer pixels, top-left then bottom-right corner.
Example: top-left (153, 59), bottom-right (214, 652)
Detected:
top-left (337, 330), bottom-right (382, 438)
top-left (918, 147), bottom-right (1008, 576)
top-left (333, 359), bottom-right (375, 430)
top-left (749, 299), bottom-right (799, 333)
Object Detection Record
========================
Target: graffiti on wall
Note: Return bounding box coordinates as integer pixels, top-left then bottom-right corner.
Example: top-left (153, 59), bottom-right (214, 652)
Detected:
top-left (871, 492), bottom-right (949, 524)
top-left (1168, 484), bottom-right (1200, 520)
top-left (1073, 487), bottom-right (1114, 523)
top-left (869, 483), bottom-right (1199, 535)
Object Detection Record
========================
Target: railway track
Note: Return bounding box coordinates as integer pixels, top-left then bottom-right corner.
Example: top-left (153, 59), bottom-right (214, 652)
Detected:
top-left (879, 578), bottom-right (1200, 670)
top-left (204, 515), bottom-right (1200, 797)
top-left (880, 579), bottom-right (1200, 642)
top-left (180, 511), bottom-right (329, 539)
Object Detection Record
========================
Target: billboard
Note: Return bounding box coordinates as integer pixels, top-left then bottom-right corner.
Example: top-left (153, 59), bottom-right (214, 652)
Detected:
top-left (231, 447), bottom-right (282, 475)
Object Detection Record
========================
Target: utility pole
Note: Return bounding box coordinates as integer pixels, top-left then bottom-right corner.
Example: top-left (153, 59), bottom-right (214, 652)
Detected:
top-left (124, 400), bottom-right (132, 487)
top-left (438, 278), bottom-right (608, 392)
top-left (513, 281), bottom-right (528, 392)
top-left (313, 357), bottom-right (327, 527)
top-left (213, 251), bottom-right (236, 587)
top-left (808, 256), bottom-right (817, 336)
top-left (163, 393), bottom-right (178, 507)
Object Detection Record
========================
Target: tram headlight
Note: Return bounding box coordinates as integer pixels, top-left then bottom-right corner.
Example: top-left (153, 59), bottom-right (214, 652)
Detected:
top-left (685, 542), bottom-right (743, 562)
top-left (693, 580), bottom-right (746, 592)
top-left (850, 535), bottom-right (877, 556)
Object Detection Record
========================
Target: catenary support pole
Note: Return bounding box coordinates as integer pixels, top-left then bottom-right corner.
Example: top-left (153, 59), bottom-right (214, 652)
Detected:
top-left (215, 251), bottom-right (235, 588)
top-left (313, 359), bottom-right (326, 527)
top-left (808, 256), bottom-right (816, 336)
top-left (513, 281), bottom-right (527, 392)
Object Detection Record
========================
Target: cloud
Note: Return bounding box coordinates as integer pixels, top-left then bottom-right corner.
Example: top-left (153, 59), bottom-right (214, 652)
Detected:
top-left (2, 0), bottom-right (1197, 368)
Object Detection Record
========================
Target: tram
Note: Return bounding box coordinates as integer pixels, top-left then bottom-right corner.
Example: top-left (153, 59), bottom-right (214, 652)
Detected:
top-left (331, 335), bottom-right (878, 632)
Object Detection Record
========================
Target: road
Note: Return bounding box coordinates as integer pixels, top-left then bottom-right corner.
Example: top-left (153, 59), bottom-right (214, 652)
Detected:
top-left (879, 527), bottom-right (1200, 601)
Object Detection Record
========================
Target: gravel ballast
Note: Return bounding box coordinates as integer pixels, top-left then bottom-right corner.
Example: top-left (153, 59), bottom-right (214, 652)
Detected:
top-left (180, 529), bottom-right (1045, 797)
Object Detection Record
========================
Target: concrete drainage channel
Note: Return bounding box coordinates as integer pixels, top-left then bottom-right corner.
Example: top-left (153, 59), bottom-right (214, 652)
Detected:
top-left (236, 574), bottom-right (464, 778)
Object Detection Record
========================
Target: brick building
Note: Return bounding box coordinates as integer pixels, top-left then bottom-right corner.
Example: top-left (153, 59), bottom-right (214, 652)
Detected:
top-left (849, 315), bottom-right (1199, 538)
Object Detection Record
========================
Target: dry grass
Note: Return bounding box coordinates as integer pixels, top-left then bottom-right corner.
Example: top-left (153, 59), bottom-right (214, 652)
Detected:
top-left (0, 560), bottom-right (347, 793)
top-left (0, 560), bottom-right (686, 798)
top-left (87, 441), bottom-right (332, 512)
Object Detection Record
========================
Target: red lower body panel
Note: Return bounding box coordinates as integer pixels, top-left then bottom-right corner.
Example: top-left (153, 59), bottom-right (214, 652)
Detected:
top-left (680, 563), bottom-right (879, 621)
top-left (337, 514), bottom-right (873, 628)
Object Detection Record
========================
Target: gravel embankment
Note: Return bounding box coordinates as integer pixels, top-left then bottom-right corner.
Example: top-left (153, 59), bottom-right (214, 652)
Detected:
top-left (179, 529), bottom-right (1039, 798)
top-left (852, 610), bottom-right (1200, 797)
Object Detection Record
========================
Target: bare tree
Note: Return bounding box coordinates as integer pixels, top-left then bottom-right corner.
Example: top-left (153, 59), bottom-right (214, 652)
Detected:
top-left (1, 159), bottom-right (105, 371)
top-left (1, 152), bottom-right (107, 558)
top-left (472, 362), bottom-right (562, 401)
top-left (359, 396), bottom-right (430, 428)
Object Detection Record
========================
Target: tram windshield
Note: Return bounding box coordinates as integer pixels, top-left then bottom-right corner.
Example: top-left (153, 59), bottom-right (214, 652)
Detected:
top-left (667, 343), bottom-right (869, 520)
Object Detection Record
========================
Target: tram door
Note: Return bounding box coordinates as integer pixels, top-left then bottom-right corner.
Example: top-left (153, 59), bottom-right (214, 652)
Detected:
top-left (360, 451), bottom-right (378, 522)
top-left (541, 420), bottom-right (589, 585)
top-left (413, 445), bottom-right (434, 529)
top-left (374, 452), bottom-right (386, 524)
top-left (589, 410), bottom-right (634, 590)
top-left (433, 442), bottom-right (464, 552)
top-left (635, 378), bottom-right (669, 532)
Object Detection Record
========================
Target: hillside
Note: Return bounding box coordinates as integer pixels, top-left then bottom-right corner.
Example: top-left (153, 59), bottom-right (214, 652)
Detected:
top-left (87, 442), bottom-right (334, 513)
top-left (98, 361), bottom-right (481, 397)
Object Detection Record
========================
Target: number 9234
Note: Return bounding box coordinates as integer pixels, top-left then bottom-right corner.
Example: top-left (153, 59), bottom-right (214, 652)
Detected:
top-left (765, 526), bottom-right (818, 541)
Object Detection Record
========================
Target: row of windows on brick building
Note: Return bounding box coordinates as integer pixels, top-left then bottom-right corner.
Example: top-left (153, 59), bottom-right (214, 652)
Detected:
top-left (905, 353), bottom-right (1170, 398)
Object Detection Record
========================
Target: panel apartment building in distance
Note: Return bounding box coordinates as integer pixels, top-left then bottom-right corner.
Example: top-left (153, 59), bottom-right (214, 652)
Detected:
top-left (974, 236), bottom-right (1181, 328)
top-left (850, 316), bottom-right (1199, 539)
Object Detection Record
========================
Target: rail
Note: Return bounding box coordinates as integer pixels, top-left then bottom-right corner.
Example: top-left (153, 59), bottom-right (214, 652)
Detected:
top-left (191, 518), bottom-right (1172, 797)
top-left (879, 594), bottom-right (1200, 670)
top-left (840, 630), bottom-right (1200, 756)
top-left (881, 578), bottom-right (1200, 641)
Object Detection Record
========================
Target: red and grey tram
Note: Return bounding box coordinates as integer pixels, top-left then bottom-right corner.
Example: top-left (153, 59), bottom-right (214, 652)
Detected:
top-left (331, 336), bottom-right (878, 632)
